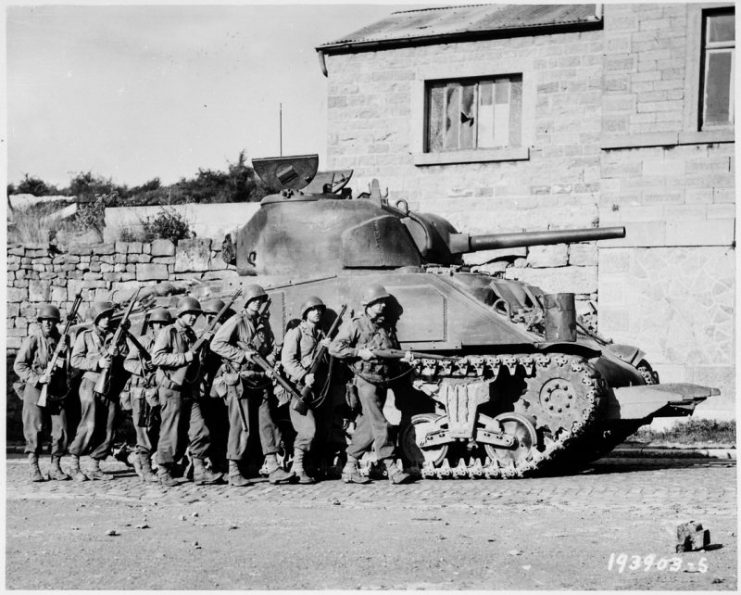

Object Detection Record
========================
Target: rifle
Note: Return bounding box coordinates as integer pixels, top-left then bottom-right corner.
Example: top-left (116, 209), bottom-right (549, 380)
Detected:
top-left (249, 351), bottom-right (304, 403)
top-left (94, 288), bottom-right (141, 395)
top-left (371, 348), bottom-right (449, 361)
top-left (125, 331), bottom-right (152, 362)
top-left (292, 304), bottom-right (348, 415)
top-left (37, 291), bottom-right (84, 408)
top-left (170, 288), bottom-right (243, 387)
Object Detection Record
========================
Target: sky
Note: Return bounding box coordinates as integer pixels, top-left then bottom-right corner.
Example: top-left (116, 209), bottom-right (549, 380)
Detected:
top-left (6, 2), bottom-right (413, 188)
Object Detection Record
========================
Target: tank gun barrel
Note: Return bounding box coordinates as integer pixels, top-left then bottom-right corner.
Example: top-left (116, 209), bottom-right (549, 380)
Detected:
top-left (448, 226), bottom-right (625, 254)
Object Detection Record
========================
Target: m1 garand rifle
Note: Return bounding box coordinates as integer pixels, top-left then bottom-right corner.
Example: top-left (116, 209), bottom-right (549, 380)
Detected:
top-left (291, 303), bottom-right (348, 415)
top-left (170, 288), bottom-right (243, 387)
top-left (94, 287), bottom-right (141, 396)
top-left (371, 348), bottom-right (449, 361)
top-left (37, 291), bottom-right (84, 408)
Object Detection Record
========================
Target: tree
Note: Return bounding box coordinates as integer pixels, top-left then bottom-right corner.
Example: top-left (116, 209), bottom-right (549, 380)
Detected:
top-left (17, 174), bottom-right (52, 196)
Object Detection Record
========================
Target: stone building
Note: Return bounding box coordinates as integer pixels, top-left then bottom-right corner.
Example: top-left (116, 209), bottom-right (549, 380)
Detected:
top-left (317, 3), bottom-right (735, 419)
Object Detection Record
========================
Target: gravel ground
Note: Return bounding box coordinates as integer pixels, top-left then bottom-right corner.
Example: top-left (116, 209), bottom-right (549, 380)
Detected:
top-left (6, 454), bottom-right (737, 590)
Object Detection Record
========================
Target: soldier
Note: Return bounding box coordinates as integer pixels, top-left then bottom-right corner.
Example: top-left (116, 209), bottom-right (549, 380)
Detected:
top-left (151, 297), bottom-right (223, 487)
top-left (68, 301), bottom-right (125, 481)
top-left (329, 284), bottom-right (413, 485)
top-left (280, 296), bottom-right (331, 484)
top-left (123, 307), bottom-right (171, 483)
top-left (13, 304), bottom-right (71, 481)
top-left (211, 283), bottom-right (293, 486)
top-left (198, 298), bottom-right (233, 474)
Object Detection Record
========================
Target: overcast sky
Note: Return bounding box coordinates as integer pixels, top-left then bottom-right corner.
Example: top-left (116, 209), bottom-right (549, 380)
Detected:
top-left (6, 3), bottom-right (413, 188)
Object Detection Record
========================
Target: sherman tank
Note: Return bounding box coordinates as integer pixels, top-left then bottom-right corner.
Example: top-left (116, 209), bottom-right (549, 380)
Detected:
top-left (115, 154), bottom-right (719, 479)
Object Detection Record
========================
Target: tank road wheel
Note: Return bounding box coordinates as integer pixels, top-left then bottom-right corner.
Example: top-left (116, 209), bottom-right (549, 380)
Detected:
top-left (483, 413), bottom-right (538, 476)
top-left (400, 413), bottom-right (449, 469)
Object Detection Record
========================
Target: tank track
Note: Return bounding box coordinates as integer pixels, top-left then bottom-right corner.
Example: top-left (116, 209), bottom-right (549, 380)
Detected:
top-left (401, 352), bottom-right (607, 479)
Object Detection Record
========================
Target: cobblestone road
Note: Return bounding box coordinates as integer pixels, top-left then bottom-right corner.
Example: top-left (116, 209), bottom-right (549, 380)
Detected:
top-left (6, 454), bottom-right (737, 590)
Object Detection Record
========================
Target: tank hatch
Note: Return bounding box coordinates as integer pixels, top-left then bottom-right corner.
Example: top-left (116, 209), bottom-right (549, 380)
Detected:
top-left (252, 154), bottom-right (318, 192)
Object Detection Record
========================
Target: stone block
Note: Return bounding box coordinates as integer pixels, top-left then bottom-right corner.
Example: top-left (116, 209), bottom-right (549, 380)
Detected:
top-left (93, 243), bottom-right (115, 255)
top-left (115, 253), bottom-right (128, 264)
top-left (114, 264), bottom-right (126, 273)
top-left (504, 265), bottom-right (598, 294)
top-left (64, 254), bottom-right (81, 264)
top-left (137, 254), bottom-right (152, 263)
top-left (136, 263), bottom-right (169, 281)
top-left (52, 256), bottom-right (65, 265)
top-left (7, 303), bottom-right (20, 317)
top-left (52, 277), bottom-right (68, 286)
top-left (151, 256), bottom-right (175, 265)
top-left (100, 255), bottom-right (115, 264)
top-left (665, 220), bottom-right (734, 246)
top-left (69, 244), bottom-right (92, 255)
top-left (100, 263), bottom-right (114, 273)
top-left (82, 272), bottom-right (99, 280)
top-left (527, 244), bottom-right (568, 268)
top-left (7, 336), bottom-right (22, 350)
top-left (50, 286), bottom-right (67, 303)
top-left (8, 245), bottom-right (25, 256)
top-left (119, 273), bottom-right (136, 281)
top-left (39, 272), bottom-right (57, 280)
top-left (142, 243), bottom-right (151, 254)
top-left (174, 238), bottom-right (212, 272)
top-left (151, 239), bottom-right (176, 257)
top-left (28, 280), bottom-right (51, 302)
top-left (111, 280), bottom-right (141, 295)
top-left (32, 264), bottom-right (46, 273)
top-left (89, 263), bottom-right (101, 273)
top-left (569, 244), bottom-right (598, 266)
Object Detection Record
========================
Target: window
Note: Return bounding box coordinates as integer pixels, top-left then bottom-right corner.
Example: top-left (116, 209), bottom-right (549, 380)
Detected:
top-left (701, 9), bottom-right (735, 129)
top-left (425, 75), bottom-right (523, 152)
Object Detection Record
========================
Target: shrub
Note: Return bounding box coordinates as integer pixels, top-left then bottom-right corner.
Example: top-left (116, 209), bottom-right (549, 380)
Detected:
top-left (142, 208), bottom-right (195, 242)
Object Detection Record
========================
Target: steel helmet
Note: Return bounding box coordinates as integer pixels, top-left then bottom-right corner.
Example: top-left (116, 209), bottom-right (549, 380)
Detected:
top-left (243, 284), bottom-right (268, 306)
top-left (300, 296), bottom-right (326, 319)
top-left (149, 308), bottom-right (172, 324)
top-left (37, 304), bottom-right (61, 322)
top-left (177, 296), bottom-right (202, 317)
top-left (91, 301), bottom-right (115, 323)
top-left (362, 284), bottom-right (390, 307)
top-left (202, 299), bottom-right (226, 316)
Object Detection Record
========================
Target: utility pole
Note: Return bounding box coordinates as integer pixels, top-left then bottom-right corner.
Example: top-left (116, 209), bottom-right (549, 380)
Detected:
top-left (279, 103), bottom-right (283, 156)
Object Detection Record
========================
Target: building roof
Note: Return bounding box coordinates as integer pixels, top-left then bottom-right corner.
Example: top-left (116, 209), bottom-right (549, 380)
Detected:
top-left (319, 4), bottom-right (601, 53)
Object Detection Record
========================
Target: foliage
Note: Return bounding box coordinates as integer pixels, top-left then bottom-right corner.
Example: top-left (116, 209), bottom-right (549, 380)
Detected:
top-left (632, 418), bottom-right (736, 445)
top-left (16, 174), bottom-right (60, 196)
top-left (142, 208), bottom-right (195, 242)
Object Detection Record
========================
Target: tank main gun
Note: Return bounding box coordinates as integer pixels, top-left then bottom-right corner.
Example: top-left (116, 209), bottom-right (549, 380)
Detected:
top-left (446, 226), bottom-right (626, 254)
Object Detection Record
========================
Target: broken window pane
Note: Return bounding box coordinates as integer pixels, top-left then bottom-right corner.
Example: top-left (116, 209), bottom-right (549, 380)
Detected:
top-left (444, 84), bottom-right (461, 150)
top-left (704, 50), bottom-right (733, 125)
top-left (460, 83), bottom-right (476, 149)
top-left (427, 84), bottom-right (445, 152)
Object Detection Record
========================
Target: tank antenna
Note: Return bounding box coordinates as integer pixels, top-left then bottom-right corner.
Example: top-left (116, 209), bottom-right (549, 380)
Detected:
top-left (279, 103), bottom-right (283, 156)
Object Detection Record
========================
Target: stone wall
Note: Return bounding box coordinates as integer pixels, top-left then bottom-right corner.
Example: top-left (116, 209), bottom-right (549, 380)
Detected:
top-left (6, 239), bottom-right (239, 351)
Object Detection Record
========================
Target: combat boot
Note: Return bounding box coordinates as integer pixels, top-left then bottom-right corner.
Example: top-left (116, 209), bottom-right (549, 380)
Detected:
top-left (87, 458), bottom-right (113, 481)
top-left (265, 453), bottom-right (294, 485)
top-left (192, 457), bottom-right (224, 485)
top-left (48, 456), bottom-right (71, 481)
top-left (139, 454), bottom-right (159, 483)
top-left (342, 455), bottom-right (370, 484)
top-left (292, 449), bottom-right (315, 484)
top-left (384, 459), bottom-right (412, 485)
top-left (28, 454), bottom-right (45, 482)
top-left (228, 461), bottom-right (251, 487)
top-left (132, 452), bottom-right (143, 479)
top-left (69, 455), bottom-right (88, 482)
top-left (158, 464), bottom-right (178, 488)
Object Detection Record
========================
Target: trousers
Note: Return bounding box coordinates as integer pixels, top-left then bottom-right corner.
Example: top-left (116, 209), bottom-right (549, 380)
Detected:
top-left (289, 405), bottom-right (316, 452)
top-left (346, 376), bottom-right (394, 461)
top-left (226, 386), bottom-right (282, 461)
top-left (132, 397), bottom-right (160, 456)
top-left (68, 378), bottom-right (117, 461)
top-left (156, 385), bottom-right (210, 465)
top-left (22, 384), bottom-right (67, 457)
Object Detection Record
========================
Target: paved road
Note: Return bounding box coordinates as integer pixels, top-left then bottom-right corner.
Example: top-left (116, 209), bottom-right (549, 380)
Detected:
top-left (6, 455), bottom-right (737, 590)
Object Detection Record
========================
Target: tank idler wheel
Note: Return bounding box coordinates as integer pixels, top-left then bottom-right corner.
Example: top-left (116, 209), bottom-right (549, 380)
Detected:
top-left (483, 413), bottom-right (538, 472)
top-left (400, 413), bottom-right (450, 469)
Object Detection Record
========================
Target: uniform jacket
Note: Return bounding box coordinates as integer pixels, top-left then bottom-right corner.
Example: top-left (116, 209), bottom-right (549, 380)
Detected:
top-left (210, 311), bottom-right (275, 367)
top-left (329, 314), bottom-right (400, 383)
top-left (71, 327), bottom-right (118, 383)
top-left (281, 321), bottom-right (326, 384)
top-left (14, 327), bottom-right (65, 388)
top-left (124, 331), bottom-right (156, 387)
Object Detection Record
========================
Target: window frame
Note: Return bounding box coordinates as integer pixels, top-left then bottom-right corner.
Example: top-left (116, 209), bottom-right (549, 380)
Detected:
top-left (411, 61), bottom-right (535, 166)
top-left (682, 3), bottom-right (735, 142)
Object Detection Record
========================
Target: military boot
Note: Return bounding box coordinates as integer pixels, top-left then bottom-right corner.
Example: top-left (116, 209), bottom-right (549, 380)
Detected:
top-left (192, 457), bottom-right (224, 485)
top-left (292, 449), bottom-right (315, 484)
top-left (87, 458), bottom-right (113, 481)
top-left (48, 456), bottom-right (71, 481)
top-left (69, 455), bottom-right (88, 482)
top-left (384, 459), bottom-right (412, 485)
top-left (265, 453), bottom-right (294, 485)
top-left (228, 461), bottom-right (251, 487)
top-left (28, 454), bottom-right (45, 482)
top-left (341, 455), bottom-right (370, 484)
top-left (139, 454), bottom-right (159, 483)
top-left (158, 464), bottom-right (178, 488)
top-left (132, 452), bottom-right (144, 480)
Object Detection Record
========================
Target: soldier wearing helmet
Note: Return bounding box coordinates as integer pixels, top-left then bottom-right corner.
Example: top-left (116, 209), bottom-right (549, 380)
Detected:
top-left (280, 296), bottom-right (331, 483)
top-left (13, 303), bottom-right (70, 481)
top-left (211, 283), bottom-right (293, 486)
top-left (68, 300), bottom-right (125, 481)
top-left (197, 298), bottom-right (236, 475)
top-left (151, 296), bottom-right (223, 487)
top-left (329, 284), bottom-right (413, 485)
top-left (123, 307), bottom-right (172, 483)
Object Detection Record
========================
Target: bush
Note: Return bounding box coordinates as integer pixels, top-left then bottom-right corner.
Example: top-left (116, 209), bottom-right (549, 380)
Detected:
top-left (16, 174), bottom-right (58, 196)
top-left (142, 208), bottom-right (195, 242)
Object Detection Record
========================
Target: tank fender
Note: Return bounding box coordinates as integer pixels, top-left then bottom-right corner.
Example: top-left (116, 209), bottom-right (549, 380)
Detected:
top-left (536, 342), bottom-right (601, 359)
top-left (604, 343), bottom-right (645, 367)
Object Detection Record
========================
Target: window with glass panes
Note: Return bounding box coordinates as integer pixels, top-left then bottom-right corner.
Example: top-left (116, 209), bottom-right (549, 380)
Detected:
top-left (701, 9), bottom-right (735, 128)
top-left (426, 75), bottom-right (522, 152)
